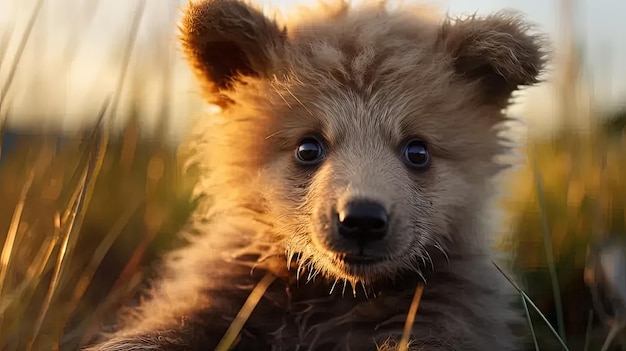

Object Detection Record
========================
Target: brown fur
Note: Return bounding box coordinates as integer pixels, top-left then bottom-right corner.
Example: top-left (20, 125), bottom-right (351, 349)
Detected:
top-left (84, 1), bottom-right (546, 350)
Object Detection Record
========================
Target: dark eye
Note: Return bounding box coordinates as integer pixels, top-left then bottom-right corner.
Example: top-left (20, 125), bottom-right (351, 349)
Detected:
top-left (402, 139), bottom-right (430, 169)
top-left (295, 137), bottom-right (325, 165)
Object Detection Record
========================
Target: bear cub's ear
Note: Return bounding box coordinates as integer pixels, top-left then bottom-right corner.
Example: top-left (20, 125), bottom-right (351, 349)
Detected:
top-left (179, 0), bottom-right (287, 103)
top-left (436, 12), bottom-right (547, 106)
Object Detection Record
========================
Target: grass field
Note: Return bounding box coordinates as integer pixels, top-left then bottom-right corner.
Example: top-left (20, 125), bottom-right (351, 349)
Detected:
top-left (1, 1), bottom-right (625, 350)
top-left (2, 105), bottom-right (625, 351)
top-left (0, 118), bottom-right (198, 350)
top-left (502, 119), bottom-right (626, 351)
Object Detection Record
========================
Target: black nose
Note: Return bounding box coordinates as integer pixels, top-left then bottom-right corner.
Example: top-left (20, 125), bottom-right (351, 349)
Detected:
top-left (337, 200), bottom-right (389, 242)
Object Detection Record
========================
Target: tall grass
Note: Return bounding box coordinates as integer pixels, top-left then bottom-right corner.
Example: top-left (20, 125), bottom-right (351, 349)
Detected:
top-left (500, 124), bottom-right (626, 350)
top-left (0, 122), bottom-right (197, 351)
top-left (0, 2), bottom-right (196, 350)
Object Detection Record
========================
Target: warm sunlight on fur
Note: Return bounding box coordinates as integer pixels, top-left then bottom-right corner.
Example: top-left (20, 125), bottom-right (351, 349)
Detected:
top-left (84, 0), bottom-right (546, 350)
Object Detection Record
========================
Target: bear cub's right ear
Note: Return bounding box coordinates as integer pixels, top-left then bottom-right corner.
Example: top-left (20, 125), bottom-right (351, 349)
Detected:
top-left (179, 0), bottom-right (287, 102)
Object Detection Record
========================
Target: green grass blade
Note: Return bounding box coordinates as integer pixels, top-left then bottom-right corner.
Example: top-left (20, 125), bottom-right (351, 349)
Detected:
top-left (532, 158), bottom-right (567, 342)
top-left (522, 293), bottom-right (541, 351)
top-left (493, 261), bottom-right (570, 351)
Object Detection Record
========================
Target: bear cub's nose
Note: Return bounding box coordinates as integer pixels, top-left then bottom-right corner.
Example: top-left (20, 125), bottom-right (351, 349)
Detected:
top-left (337, 200), bottom-right (389, 242)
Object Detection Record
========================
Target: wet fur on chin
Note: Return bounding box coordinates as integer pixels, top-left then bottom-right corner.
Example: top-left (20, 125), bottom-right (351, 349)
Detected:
top-left (83, 0), bottom-right (547, 350)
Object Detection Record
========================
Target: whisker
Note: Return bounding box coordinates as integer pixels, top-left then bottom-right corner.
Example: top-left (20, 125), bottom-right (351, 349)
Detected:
top-left (361, 281), bottom-right (369, 300)
top-left (265, 130), bottom-right (284, 140)
top-left (416, 270), bottom-right (427, 285)
top-left (285, 86), bottom-right (314, 116)
top-left (271, 83), bottom-right (293, 110)
top-left (329, 278), bottom-right (340, 295)
top-left (421, 245), bottom-right (434, 270)
top-left (286, 249), bottom-right (294, 270)
top-left (433, 242), bottom-right (449, 264)
top-left (296, 260), bottom-right (305, 284)
top-left (306, 267), bottom-right (320, 284)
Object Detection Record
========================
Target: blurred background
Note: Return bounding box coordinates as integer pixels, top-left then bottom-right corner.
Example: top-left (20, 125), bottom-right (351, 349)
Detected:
top-left (0, 0), bottom-right (624, 350)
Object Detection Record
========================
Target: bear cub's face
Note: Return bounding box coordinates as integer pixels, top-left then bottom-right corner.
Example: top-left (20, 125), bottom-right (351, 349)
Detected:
top-left (180, 0), bottom-right (545, 285)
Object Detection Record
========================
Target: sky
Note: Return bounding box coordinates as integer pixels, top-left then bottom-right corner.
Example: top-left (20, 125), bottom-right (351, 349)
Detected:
top-left (0, 0), bottom-right (624, 138)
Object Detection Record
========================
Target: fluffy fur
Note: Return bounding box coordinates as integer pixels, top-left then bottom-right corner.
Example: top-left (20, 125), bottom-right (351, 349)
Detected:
top-left (84, 1), bottom-right (546, 350)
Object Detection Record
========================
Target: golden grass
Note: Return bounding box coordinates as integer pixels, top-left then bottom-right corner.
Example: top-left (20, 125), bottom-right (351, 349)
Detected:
top-left (499, 124), bottom-right (626, 350)
top-left (398, 283), bottom-right (425, 351)
top-left (215, 273), bottom-right (277, 351)
top-left (1, 82), bottom-right (624, 351)
top-left (2, 49), bottom-right (624, 351)
top-left (0, 122), bottom-right (197, 350)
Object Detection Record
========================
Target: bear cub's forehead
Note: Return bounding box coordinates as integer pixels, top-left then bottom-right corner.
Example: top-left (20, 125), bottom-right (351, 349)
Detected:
top-left (280, 7), bottom-right (446, 90)
top-left (266, 21), bottom-right (462, 149)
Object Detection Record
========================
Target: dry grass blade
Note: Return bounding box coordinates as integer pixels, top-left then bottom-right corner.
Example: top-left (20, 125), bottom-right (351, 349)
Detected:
top-left (28, 101), bottom-right (111, 348)
top-left (0, 230), bottom-right (59, 315)
top-left (74, 271), bottom-right (143, 348)
top-left (0, 0), bottom-right (44, 111)
top-left (583, 309), bottom-right (593, 351)
top-left (155, 5), bottom-right (173, 141)
top-left (398, 282), bottom-right (425, 351)
top-left (215, 273), bottom-right (277, 351)
top-left (109, 152), bottom-right (165, 293)
top-left (67, 196), bottom-right (145, 314)
top-left (25, 191), bottom-right (83, 350)
top-left (61, 96), bottom-right (110, 225)
top-left (493, 261), bottom-right (570, 351)
top-left (0, 22), bottom-right (14, 79)
top-left (0, 168), bottom-right (36, 345)
top-left (107, 0), bottom-right (146, 127)
top-left (108, 226), bottom-right (157, 293)
top-left (57, 100), bottom-right (110, 284)
top-left (0, 169), bottom-right (35, 297)
top-left (600, 320), bottom-right (625, 351)
top-left (587, 238), bottom-right (626, 351)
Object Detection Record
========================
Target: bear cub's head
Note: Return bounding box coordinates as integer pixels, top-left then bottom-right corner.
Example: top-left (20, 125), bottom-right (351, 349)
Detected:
top-left (179, 0), bottom-right (545, 286)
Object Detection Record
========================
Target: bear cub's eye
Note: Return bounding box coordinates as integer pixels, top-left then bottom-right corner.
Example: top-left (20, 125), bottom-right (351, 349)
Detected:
top-left (295, 137), bottom-right (325, 165)
top-left (402, 139), bottom-right (430, 169)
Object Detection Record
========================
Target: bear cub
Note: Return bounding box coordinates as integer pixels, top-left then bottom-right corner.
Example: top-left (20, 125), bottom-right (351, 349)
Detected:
top-left (85, 0), bottom-right (545, 350)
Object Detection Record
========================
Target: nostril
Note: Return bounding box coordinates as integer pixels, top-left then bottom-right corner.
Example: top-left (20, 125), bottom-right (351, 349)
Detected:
top-left (337, 200), bottom-right (389, 241)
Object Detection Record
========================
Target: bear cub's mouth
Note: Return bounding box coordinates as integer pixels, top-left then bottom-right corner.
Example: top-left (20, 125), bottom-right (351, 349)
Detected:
top-left (342, 254), bottom-right (387, 265)
top-left (330, 252), bottom-right (388, 265)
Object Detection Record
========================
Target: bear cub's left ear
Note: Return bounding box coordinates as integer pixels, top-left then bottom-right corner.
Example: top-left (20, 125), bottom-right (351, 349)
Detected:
top-left (436, 12), bottom-right (547, 106)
